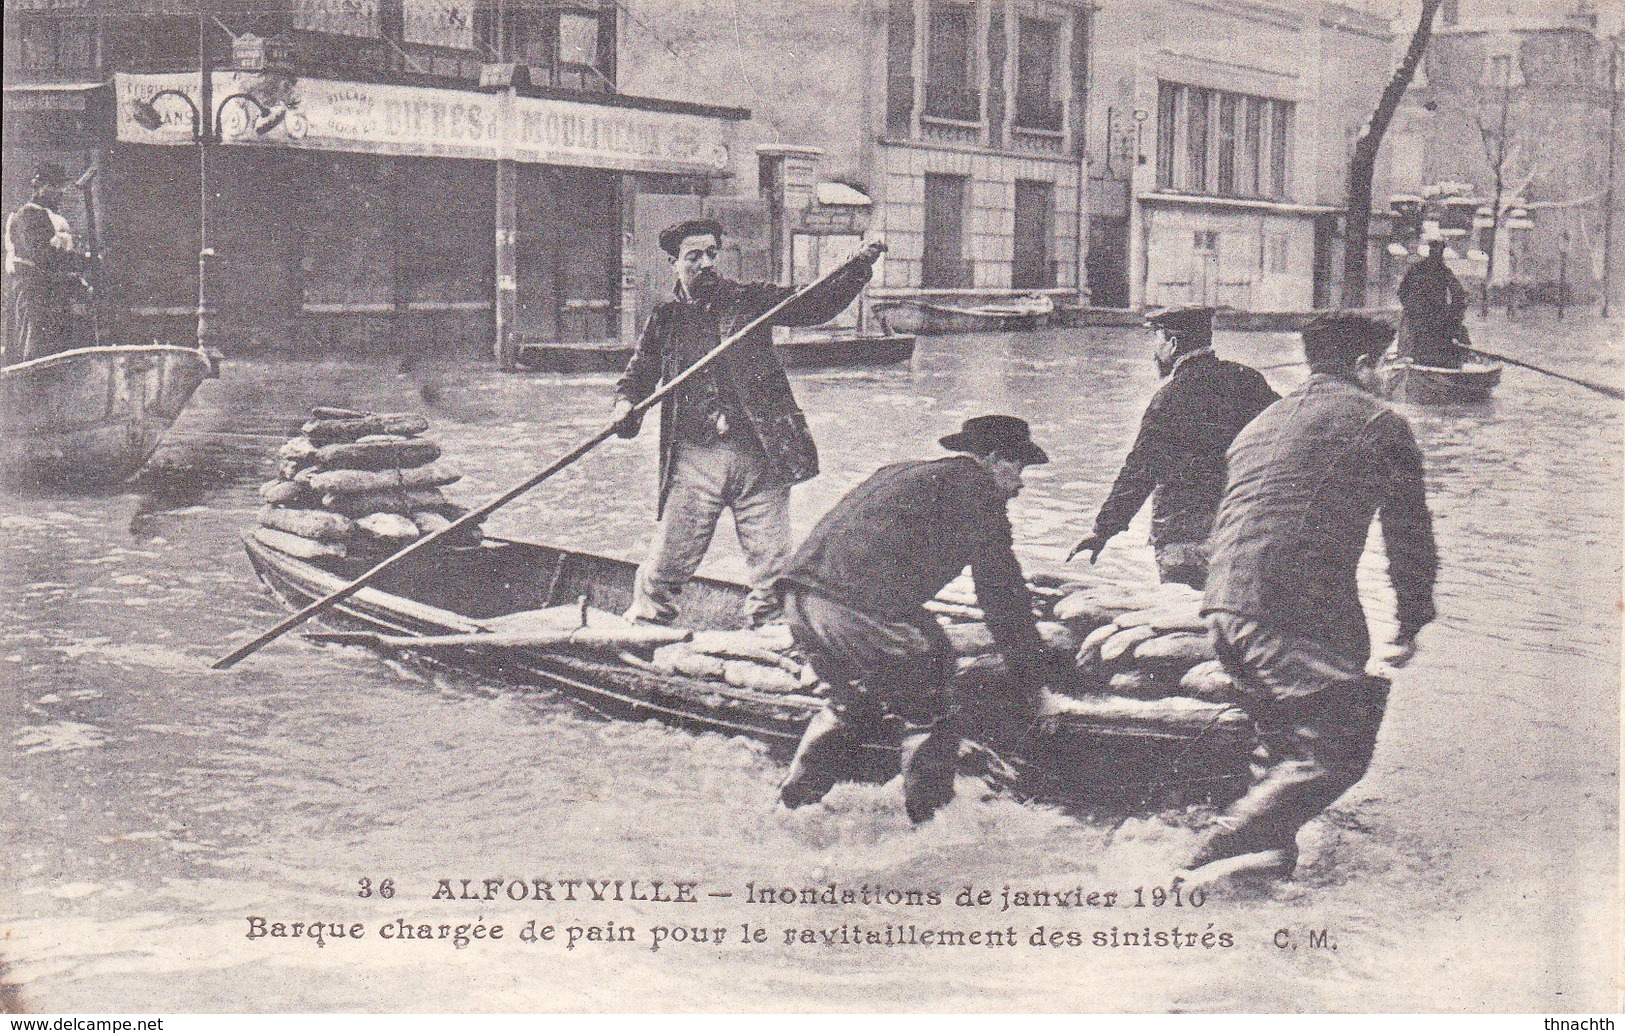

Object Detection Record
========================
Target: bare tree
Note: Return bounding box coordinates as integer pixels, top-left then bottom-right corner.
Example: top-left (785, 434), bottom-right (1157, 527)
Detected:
top-left (1473, 58), bottom-right (1516, 318)
top-left (1340, 0), bottom-right (1445, 308)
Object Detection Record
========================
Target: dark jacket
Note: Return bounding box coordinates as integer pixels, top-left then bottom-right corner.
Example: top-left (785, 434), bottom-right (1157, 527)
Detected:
top-left (1396, 254), bottom-right (1469, 367)
top-left (1203, 373), bottom-right (1438, 667)
top-left (616, 261), bottom-right (873, 517)
top-left (1093, 351), bottom-right (1279, 547)
top-left (778, 455), bottom-right (1048, 683)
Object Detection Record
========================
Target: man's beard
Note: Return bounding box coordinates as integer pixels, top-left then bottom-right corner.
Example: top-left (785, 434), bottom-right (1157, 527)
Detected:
top-left (687, 270), bottom-right (719, 301)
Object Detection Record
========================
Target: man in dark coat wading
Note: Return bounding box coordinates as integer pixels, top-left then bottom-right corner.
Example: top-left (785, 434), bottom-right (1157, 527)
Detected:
top-left (1068, 306), bottom-right (1278, 588)
top-left (1188, 313), bottom-right (1438, 882)
top-left (611, 219), bottom-right (884, 627)
top-left (775, 416), bottom-right (1057, 824)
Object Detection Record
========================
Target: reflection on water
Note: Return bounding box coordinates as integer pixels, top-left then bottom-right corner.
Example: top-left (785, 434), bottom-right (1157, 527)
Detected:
top-left (1, 315), bottom-right (1619, 1011)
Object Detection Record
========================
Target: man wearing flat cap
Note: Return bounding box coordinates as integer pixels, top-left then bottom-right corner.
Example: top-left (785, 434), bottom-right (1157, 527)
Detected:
top-left (774, 415), bottom-right (1057, 824)
top-left (1068, 306), bottom-right (1278, 588)
top-left (1188, 313), bottom-right (1437, 881)
top-left (3, 163), bottom-right (84, 363)
top-left (611, 218), bottom-right (885, 627)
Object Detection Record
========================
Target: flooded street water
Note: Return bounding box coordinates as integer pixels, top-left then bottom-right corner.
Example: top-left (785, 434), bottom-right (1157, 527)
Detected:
top-left (2, 314), bottom-right (1618, 1012)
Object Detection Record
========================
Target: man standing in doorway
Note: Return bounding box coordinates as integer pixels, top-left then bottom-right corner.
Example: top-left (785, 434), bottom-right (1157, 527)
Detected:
top-left (1189, 314), bottom-right (1437, 881)
top-left (1068, 306), bottom-right (1278, 588)
top-left (611, 219), bottom-right (884, 627)
top-left (775, 416), bottom-right (1057, 824)
top-left (3, 163), bottom-right (83, 364)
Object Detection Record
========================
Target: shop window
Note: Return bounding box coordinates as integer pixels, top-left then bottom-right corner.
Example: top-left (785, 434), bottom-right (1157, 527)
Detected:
top-left (7, 16), bottom-right (96, 76)
top-left (1157, 81), bottom-right (1293, 200)
top-left (924, 1), bottom-right (978, 122)
top-left (1014, 17), bottom-right (1062, 131)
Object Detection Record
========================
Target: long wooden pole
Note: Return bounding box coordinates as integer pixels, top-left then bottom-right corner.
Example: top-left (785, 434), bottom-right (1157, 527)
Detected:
top-left (1465, 347), bottom-right (1624, 401)
top-left (213, 250), bottom-right (875, 669)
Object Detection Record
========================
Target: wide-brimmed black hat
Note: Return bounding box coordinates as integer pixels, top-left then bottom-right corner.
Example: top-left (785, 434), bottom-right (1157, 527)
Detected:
top-left (658, 218), bottom-right (724, 258)
top-left (32, 163), bottom-right (67, 188)
top-left (1302, 313), bottom-right (1395, 360)
top-left (940, 415), bottom-right (1049, 465)
top-left (1144, 306), bottom-right (1214, 343)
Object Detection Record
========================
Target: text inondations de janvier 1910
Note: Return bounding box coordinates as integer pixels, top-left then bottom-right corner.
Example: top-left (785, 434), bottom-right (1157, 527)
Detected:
top-left (240, 873), bottom-right (1344, 954)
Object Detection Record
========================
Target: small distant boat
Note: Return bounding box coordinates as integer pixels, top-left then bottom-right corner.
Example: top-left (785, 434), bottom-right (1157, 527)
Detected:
top-left (514, 333), bottom-right (915, 374)
top-left (1, 344), bottom-right (220, 486)
top-left (1367, 356), bottom-right (1502, 405)
top-left (920, 293), bottom-right (1055, 332)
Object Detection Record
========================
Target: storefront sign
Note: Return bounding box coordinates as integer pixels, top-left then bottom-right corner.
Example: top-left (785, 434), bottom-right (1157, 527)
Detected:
top-left (403, 0), bottom-right (475, 50)
top-left (291, 0), bottom-right (379, 39)
top-left (115, 72), bottom-right (733, 175)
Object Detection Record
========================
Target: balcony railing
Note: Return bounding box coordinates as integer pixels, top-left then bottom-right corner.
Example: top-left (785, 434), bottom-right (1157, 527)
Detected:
top-left (1013, 93), bottom-right (1064, 132)
top-left (922, 80), bottom-right (980, 123)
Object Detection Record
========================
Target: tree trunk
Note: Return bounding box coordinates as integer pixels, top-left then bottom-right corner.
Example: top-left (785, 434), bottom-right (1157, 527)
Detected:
top-left (1340, 0), bottom-right (1444, 308)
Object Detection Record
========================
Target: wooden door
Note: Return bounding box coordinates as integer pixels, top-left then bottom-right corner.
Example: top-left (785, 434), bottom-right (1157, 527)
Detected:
top-left (1012, 179), bottom-right (1054, 289)
top-left (922, 172), bottom-right (967, 288)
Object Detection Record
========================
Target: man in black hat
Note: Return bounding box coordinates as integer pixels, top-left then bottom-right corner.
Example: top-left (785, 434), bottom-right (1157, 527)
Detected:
top-left (774, 415), bottom-right (1056, 823)
top-left (611, 218), bottom-right (884, 626)
top-left (1187, 313), bottom-right (1437, 881)
top-left (1067, 306), bottom-right (1277, 588)
top-left (1395, 240), bottom-right (1470, 369)
top-left (3, 163), bottom-right (84, 363)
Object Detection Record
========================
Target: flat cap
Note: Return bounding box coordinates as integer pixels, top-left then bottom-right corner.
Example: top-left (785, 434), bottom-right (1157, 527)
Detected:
top-left (32, 163), bottom-right (67, 187)
top-left (1144, 306), bottom-right (1214, 338)
top-left (658, 218), bottom-right (724, 258)
top-left (1302, 313), bottom-right (1395, 359)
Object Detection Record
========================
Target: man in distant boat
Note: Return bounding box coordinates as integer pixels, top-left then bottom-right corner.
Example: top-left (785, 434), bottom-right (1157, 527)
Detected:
top-left (610, 219), bottom-right (884, 628)
top-left (1067, 306), bottom-right (1278, 589)
top-left (1395, 230), bottom-right (1471, 369)
top-left (775, 415), bottom-right (1057, 824)
top-left (3, 163), bottom-right (85, 364)
top-left (1187, 314), bottom-right (1438, 882)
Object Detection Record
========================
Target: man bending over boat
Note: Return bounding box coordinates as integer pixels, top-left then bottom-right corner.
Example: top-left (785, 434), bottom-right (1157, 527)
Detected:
top-left (611, 219), bottom-right (884, 627)
top-left (775, 416), bottom-right (1057, 824)
top-left (1188, 314), bottom-right (1438, 882)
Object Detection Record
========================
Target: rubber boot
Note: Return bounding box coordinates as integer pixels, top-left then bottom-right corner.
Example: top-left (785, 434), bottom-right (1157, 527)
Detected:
top-left (900, 727), bottom-right (958, 824)
top-left (779, 707), bottom-right (850, 809)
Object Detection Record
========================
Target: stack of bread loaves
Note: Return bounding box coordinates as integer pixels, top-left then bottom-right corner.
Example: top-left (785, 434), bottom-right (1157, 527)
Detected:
top-left (255, 406), bottom-right (481, 562)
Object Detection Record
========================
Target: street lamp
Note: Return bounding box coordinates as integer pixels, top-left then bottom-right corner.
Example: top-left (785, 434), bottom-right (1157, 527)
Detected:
top-left (123, 13), bottom-right (283, 355)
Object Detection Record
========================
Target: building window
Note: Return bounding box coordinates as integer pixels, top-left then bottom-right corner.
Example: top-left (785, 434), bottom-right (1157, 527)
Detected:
top-left (1266, 234), bottom-right (1290, 274)
top-left (1194, 230), bottom-right (1218, 252)
top-left (1157, 82), bottom-right (1293, 200)
top-left (7, 16), bottom-right (96, 75)
top-left (1014, 17), bottom-right (1062, 131)
top-left (486, 3), bottom-right (613, 91)
top-left (886, 0), bottom-right (916, 133)
top-left (924, 1), bottom-right (978, 122)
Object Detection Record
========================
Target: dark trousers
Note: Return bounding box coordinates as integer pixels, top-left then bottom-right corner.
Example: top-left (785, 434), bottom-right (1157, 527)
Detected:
top-left (778, 587), bottom-right (959, 823)
top-left (1154, 541), bottom-right (1208, 589)
top-left (1194, 612), bottom-right (1391, 866)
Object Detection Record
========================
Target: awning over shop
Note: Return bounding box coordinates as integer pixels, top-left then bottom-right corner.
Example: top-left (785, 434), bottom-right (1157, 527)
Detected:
top-left (114, 71), bottom-right (737, 176)
top-left (4, 81), bottom-right (108, 112)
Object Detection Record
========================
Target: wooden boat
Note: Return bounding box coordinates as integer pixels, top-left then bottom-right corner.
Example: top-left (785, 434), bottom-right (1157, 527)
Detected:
top-left (915, 293), bottom-right (1055, 333)
top-left (1367, 357), bottom-right (1502, 404)
top-left (1, 344), bottom-right (220, 486)
top-left (243, 532), bottom-right (1255, 809)
top-left (514, 333), bottom-right (915, 374)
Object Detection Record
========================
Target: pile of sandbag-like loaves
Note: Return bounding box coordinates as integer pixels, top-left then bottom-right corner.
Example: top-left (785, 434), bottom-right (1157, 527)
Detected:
top-left (255, 407), bottom-right (482, 562)
top-left (932, 575), bottom-right (1236, 704)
